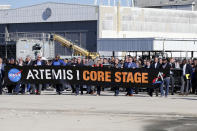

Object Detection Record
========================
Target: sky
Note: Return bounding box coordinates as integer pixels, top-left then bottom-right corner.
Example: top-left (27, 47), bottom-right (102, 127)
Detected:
top-left (0, 0), bottom-right (130, 8)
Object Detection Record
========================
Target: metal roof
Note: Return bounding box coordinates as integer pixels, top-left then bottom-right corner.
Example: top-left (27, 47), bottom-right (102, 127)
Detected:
top-left (0, 2), bottom-right (98, 24)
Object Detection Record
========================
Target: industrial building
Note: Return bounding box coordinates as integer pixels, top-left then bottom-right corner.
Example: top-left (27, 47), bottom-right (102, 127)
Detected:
top-left (0, 2), bottom-right (197, 59)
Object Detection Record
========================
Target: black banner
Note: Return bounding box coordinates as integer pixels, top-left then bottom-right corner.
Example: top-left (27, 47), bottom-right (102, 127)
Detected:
top-left (4, 66), bottom-right (169, 87)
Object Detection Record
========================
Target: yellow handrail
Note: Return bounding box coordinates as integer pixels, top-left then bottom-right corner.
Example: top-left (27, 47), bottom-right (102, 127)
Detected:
top-left (53, 34), bottom-right (99, 59)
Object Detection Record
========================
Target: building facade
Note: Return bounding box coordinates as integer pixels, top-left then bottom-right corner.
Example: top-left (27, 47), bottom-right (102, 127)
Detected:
top-left (1, 2), bottom-right (197, 59)
top-left (0, 2), bottom-right (98, 59)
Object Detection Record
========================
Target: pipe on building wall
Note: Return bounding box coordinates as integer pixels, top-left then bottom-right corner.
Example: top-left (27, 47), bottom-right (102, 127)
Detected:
top-left (131, 0), bottom-right (135, 7)
top-left (5, 25), bottom-right (9, 59)
top-left (117, 1), bottom-right (120, 33)
top-left (108, 0), bottom-right (111, 6)
top-left (192, 2), bottom-right (195, 11)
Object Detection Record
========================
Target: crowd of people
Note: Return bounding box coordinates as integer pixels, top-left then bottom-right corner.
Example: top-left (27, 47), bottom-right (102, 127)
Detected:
top-left (0, 54), bottom-right (197, 97)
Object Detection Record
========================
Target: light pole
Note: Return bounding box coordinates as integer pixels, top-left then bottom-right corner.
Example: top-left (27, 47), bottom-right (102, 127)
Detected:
top-left (5, 26), bottom-right (9, 59)
top-left (162, 39), bottom-right (165, 57)
top-left (5, 40), bottom-right (7, 59)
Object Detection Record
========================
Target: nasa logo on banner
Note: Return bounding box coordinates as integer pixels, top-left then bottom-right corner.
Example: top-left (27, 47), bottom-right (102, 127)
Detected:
top-left (8, 68), bottom-right (22, 82)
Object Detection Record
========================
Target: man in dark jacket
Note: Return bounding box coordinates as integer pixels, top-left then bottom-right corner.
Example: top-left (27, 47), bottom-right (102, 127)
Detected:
top-left (25, 55), bottom-right (33, 66)
top-left (150, 57), bottom-right (161, 69)
top-left (181, 59), bottom-right (193, 95)
top-left (169, 58), bottom-right (176, 95)
top-left (72, 57), bottom-right (84, 95)
top-left (112, 58), bottom-right (122, 96)
top-left (33, 55), bottom-right (46, 66)
top-left (7, 58), bottom-right (17, 94)
top-left (149, 57), bottom-right (161, 97)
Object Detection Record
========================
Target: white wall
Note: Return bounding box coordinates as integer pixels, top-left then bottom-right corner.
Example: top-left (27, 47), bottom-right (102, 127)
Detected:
top-left (153, 40), bottom-right (197, 51)
top-left (16, 39), bottom-right (54, 60)
top-left (99, 6), bottom-right (197, 39)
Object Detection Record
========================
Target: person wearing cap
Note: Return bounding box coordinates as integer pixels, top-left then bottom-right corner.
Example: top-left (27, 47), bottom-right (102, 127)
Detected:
top-left (32, 55), bottom-right (46, 95)
top-left (160, 58), bottom-right (171, 97)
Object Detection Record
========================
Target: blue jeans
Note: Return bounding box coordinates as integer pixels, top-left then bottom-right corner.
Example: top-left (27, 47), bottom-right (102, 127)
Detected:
top-left (75, 85), bottom-right (83, 95)
top-left (160, 77), bottom-right (170, 96)
top-left (56, 84), bottom-right (63, 93)
top-left (86, 85), bottom-right (92, 94)
top-left (0, 80), bottom-right (2, 94)
top-left (14, 83), bottom-right (21, 94)
top-left (27, 84), bottom-right (31, 92)
top-left (97, 86), bottom-right (101, 95)
top-left (127, 87), bottom-right (133, 95)
top-left (114, 87), bottom-right (119, 96)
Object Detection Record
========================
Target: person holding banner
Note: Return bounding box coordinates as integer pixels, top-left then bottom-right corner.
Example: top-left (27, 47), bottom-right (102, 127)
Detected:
top-left (112, 58), bottom-right (122, 96)
top-left (160, 58), bottom-right (171, 97)
top-left (125, 57), bottom-right (137, 96)
top-left (52, 55), bottom-right (66, 95)
top-left (24, 55), bottom-right (33, 94)
top-left (93, 59), bottom-right (103, 96)
top-left (32, 55), bottom-right (46, 95)
top-left (14, 58), bottom-right (25, 95)
top-left (149, 57), bottom-right (161, 97)
top-left (0, 70), bottom-right (2, 95)
top-left (74, 57), bottom-right (84, 96)
top-left (0, 58), bottom-right (4, 95)
top-left (7, 58), bottom-right (17, 94)
top-left (191, 66), bottom-right (197, 95)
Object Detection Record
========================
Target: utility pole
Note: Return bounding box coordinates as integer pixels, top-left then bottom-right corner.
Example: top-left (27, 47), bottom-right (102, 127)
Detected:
top-left (126, 0), bottom-right (129, 6)
top-left (108, 0), bottom-right (111, 6)
top-left (192, 2), bottom-right (195, 11)
top-left (94, 0), bottom-right (98, 5)
top-left (5, 25), bottom-right (9, 59)
top-left (131, 0), bottom-right (135, 7)
top-left (117, 0), bottom-right (121, 33)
